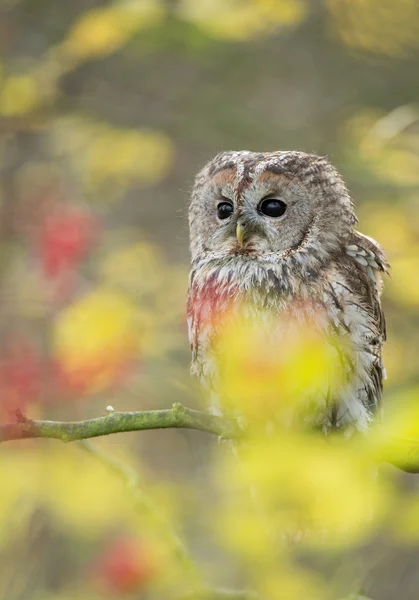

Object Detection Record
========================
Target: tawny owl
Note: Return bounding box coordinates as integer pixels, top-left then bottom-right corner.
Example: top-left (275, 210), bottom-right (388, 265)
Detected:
top-left (187, 151), bottom-right (388, 432)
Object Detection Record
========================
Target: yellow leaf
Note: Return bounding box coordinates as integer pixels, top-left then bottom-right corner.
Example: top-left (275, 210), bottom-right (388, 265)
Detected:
top-left (258, 568), bottom-right (327, 600)
top-left (214, 309), bottom-right (344, 427)
top-left (41, 445), bottom-right (135, 535)
top-left (380, 387), bottom-right (419, 440)
top-left (53, 289), bottom-right (139, 393)
top-left (0, 451), bottom-right (39, 548)
top-left (179, 0), bottom-right (307, 41)
top-left (217, 433), bottom-right (389, 552)
top-left (100, 242), bottom-right (164, 292)
top-left (49, 119), bottom-right (174, 197)
top-left (0, 75), bottom-right (38, 116)
top-left (358, 203), bottom-right (416, 255)
top-left (84, 127), bottom-right (173, 190)
top-left (343, 107), bottom-right (419, 186)
top-left (62, 1), bottom-right (164, 61)
top-left (327, 0), bottom-right (419, 57)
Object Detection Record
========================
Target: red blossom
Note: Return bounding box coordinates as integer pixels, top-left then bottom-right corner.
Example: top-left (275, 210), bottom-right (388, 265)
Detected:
top-left (51, 355), bottom-right (135, 398)
top-left (90, 536), bottom-right (157, 594)
top-left (38, 205), bottom-right (99, 279)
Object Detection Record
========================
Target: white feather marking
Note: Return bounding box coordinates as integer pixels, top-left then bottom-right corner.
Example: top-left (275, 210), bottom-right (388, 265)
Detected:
top-left (355, 255), bottom-right (368, 266)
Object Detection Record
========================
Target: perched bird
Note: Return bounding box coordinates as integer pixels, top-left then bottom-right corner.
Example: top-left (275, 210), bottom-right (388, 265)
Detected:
top-left (187, 151), bottom-right (388, 432)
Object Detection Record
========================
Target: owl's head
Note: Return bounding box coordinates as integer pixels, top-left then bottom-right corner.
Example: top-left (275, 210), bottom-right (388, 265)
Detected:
top-left (189, 151), bottom-right (357, 265)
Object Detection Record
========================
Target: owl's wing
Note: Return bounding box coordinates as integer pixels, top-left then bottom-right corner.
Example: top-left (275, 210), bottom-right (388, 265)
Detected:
top-left (346, 230), bottom-right (389, 342)
top-left (186, 289), bottom-right (197, 362)
top-left (342, 231), bottom-right (389, 413)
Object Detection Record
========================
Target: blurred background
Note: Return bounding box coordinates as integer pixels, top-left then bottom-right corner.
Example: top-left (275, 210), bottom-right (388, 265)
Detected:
top-left (1, 0), bottom-right (419, 599)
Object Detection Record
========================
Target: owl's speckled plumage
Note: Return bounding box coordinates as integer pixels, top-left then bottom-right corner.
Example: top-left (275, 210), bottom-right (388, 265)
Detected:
top-left (187, 151), bottom-right (388, 431)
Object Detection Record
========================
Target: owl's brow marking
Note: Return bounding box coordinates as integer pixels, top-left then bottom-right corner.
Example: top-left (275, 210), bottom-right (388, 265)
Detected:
top-left (209, 162), bottom-right (237, 177)
top-left (264, 163), bottom-right (288, 175)
top-left (234, 159), bottom-right (260, 200)
top-left (254, 157), bottom-right (288, 176)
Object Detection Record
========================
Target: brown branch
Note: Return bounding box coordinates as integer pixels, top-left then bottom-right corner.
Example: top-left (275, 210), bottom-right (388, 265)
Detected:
top-left (0, 404), bottom-right (239, 443)
top-left (1, 405), bottom-right (418, 474)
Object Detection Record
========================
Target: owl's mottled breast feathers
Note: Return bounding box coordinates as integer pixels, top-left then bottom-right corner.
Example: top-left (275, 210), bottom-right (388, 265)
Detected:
top-left (188, 151), bottom-right (388, 431)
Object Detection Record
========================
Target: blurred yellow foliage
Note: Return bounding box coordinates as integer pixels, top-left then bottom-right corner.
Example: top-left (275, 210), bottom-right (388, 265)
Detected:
top-left (327, 0), bottom-right (419, 57)
top-left (42, 446), bottom-right (137, 535)
top-left (393, 497), bottom-right (419, 542)
top-left (100, 241), bottom-right (183, 301)
top-left (380, 387), bottom-right (419, 440)
top-left (99, 241), bottom-right (187, 356)
top-left (101, 242), bottom-right (164, 292)
top-left (0, 445), bottom-right (135, 541)
top-left (53, 289), bottom-right (139, 393)
top-left (215, 310), bottom-right (344, 428)
top-left (358, 202), bottom-right (417, 255)
top-left (51, 119), bottom-right (173, 198)
top-left (257, 567), bottom-right (327, 600)
top-left (0, 0), bottom-right (418, 597)
top-left (0, 75), bottom-right (39, 116)
top-left (61, 0), bottom-right (165, 62)
top-left (217, 432), bottom-right (388, 554)
top-left (388, 255), bottom-right (419, 309)
top-left (84, 127), bottom-right (173, 192)
top-left (344, 107), bottom-right (419, 186)
top-left (179, 0), bottom-right (307, 41)
top-left (382, 338), bottom-right (412, 384)
top-left (357, 201), bottom-right (419, 310)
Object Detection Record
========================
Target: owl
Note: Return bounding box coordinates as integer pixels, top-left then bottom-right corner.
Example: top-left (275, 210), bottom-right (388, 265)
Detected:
top-left (187, 151), bottom-right (388, 432)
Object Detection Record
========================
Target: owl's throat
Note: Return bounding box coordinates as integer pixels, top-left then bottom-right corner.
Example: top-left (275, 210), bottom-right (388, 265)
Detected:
top-left (229, 242), bottom-right (259, 257)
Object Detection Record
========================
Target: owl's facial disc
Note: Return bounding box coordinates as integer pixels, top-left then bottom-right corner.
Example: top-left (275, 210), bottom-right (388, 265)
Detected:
top-left (209, 185), bottom-right (300, 256)
top-left (189, 151), bottom-right (358, 264)
top-left (193, 159), bottom-right (322, 258)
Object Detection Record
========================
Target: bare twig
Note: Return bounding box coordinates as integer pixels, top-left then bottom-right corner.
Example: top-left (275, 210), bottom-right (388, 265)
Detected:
top-left (1, 404), bottom-right (419, 475)
top-left (78, 439), bottom-right (199, 579)
top-left (0, 403), bottom-right (239, 443)
top-left (78, 440), bottom-right (256, 599)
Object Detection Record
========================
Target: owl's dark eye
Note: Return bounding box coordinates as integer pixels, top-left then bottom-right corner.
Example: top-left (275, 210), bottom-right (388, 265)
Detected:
top-left (217, 201), bottom-right (234, 220)
top-left (259, 198), bottom-right (287, 218)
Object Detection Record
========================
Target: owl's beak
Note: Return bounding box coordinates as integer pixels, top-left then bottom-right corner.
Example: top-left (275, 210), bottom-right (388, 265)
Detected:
top-left (236, 222), bottom-right (245, 247)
